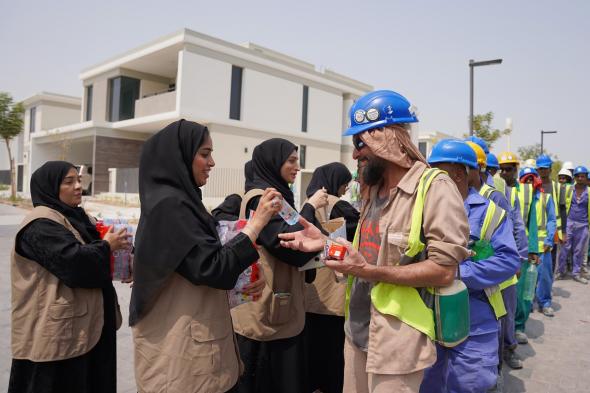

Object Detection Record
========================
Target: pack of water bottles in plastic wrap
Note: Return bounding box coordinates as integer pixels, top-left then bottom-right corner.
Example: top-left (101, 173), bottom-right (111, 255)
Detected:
top-left (217, 218), bottom-right (260, 308)
top-left (96, 218), bottom-right (134, 281)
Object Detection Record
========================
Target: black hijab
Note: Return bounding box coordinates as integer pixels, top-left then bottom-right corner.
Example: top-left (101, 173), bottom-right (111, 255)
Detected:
top-left (244, 160), bottom-right (255, 192)
top-left (306, 162), bottom-right (352, 198)
top-left (247, 138), bottom-right (298, 206)
top-left (130, 119), bottom-right (218, 325)
top-left (30, 161), bottom-right (100, 243)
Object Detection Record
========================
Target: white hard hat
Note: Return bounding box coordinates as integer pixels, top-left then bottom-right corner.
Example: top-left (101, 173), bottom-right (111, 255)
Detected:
top-left (523, 158), bottom-right (536, 169)
top-left (563, 161), bottom-right (575, 171)
top-left (558, 168), bottom-right (573, 178)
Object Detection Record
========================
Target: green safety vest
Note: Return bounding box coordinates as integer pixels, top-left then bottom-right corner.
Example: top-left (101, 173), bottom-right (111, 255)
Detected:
top-left (478, 184), bottom-right (518, 291)
top-left (563, 185), bottom-right (590, 227)
top-left (548, 180), bottom-right (562, 239)
top-left (493, 174), bottom-right (507, 196)
top-left (517, 183), bottom-right (534, 229)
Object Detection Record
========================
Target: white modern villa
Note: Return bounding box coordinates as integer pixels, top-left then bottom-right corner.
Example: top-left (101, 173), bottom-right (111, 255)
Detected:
top-left (12, 28), bottom-right (419, 206)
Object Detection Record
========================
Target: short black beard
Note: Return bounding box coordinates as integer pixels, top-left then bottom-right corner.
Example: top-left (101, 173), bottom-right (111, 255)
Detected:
top-left (363, 157), bottom-right (386, 186)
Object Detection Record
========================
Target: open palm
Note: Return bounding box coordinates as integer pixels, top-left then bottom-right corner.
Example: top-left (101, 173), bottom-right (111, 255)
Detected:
top-left (278, 216), bottom-right (325, 252)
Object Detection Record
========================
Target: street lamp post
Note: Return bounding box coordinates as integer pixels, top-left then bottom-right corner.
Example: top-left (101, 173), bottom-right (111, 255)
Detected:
top-left (540, 130), bottom-right (557, 154)
top-left (469, 58), bottom-right (503, 135)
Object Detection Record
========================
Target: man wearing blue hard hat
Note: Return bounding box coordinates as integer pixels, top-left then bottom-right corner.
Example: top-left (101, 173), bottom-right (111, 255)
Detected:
top-left (556, 166), bottom-right (590, 284)
top-left (463, 141), bottom-right (529, 376)
top-left (306, 90), bottom-right (472, 392)
top-left (420, 140), bottom-right (519, 393)
top-left (536, 154), bottom-right (565, 278)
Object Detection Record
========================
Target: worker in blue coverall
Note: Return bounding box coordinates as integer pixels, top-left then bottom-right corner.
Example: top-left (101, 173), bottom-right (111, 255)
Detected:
top-left (518, 168), bottom-right (557, 317)
top-left (478, 145), bottom-right (529, 370)
top-left (556, 166), bottom-right (590, 284)
top-left (421, 139), bottom-right (520, 393)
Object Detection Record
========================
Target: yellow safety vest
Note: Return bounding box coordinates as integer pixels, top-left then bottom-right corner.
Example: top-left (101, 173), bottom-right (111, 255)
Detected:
top-left (564, 185), bottom-right (590, 227)
top-left (493, 174), bottom-right (507, 196)
top-left (473, 196), bottom-right (508, 318)
top-left (537, 192), bottom-right (552, 252)
top-left (517, 183), bottom-right (534, 230)
top-left (548, 180), bottom-right (562, 240)
top-left (478, 184), bottom-right (518, 291)
top-left (345, 168), bottom-right (444, 340)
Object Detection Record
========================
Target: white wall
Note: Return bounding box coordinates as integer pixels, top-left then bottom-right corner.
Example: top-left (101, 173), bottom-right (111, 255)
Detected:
top-left (0, 139), bottom-right (16, 171)
top-left (41, 105), bottom-right (81, 131)
top-left (307, 87), bottom-right (343, 143)
top-left (242, 69), bottom-right (301, 134)
top-left (140, 80), bottom-right (169, 98)
top-left (178, 50), bottom-right (232, 121)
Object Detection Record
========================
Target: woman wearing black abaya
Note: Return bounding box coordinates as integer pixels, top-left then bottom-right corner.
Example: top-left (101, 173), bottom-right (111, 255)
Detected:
top-left (211, 161), bottom-right (255, 221)
top-left (231, 138), bottom-right (328, 393)
top-left (129, 120), bottom-right (281, 393)
top-left (304, 162), bottom-right (359, 393)
top-left (9, 161), bottom-right (130, 393)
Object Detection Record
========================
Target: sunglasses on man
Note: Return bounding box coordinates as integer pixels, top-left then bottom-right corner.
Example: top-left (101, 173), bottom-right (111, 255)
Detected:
top-left (352, 134), bottom-right (366, 150)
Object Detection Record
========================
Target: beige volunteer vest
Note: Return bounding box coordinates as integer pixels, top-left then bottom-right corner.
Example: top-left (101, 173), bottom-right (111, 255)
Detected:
top-left (231, 189), bottom-right (306, 341)
top-left (133, 273), bottom-right (241, 393)
top-left (304, 195), bottom-right (347, 316)
top-left (11, 206), bottom-right (104, 362)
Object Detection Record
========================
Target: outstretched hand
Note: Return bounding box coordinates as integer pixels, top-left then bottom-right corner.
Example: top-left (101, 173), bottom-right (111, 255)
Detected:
top-left (278, 216), bottom-right (325, 252)
top-left (324, 238), bottom-right (370, 278)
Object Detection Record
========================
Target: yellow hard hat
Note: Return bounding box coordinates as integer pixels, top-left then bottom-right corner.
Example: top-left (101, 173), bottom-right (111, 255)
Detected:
top-left (498, 151), bottom-right (519, 165)
top-left (465, 141), bottom-right (487, 168)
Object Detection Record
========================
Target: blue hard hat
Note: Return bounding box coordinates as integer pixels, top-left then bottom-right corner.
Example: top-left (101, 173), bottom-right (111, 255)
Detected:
top-left (428, 139), bottom-right (478, 169)
top-left (486, 153), bottom-right (499, 169)
top-left (464, 136), bottom-right (489, 154)
top-left (519, 167), bottom-right (539, 180)
top-left (574, 166), bottom-right (589, 176)
top-left (536, 154), bottom-right (553, 169)
top-left (343, 90), bottom-right (418, 136)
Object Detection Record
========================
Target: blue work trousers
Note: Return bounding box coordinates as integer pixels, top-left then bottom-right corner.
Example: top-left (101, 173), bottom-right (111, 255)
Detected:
top-left (558, 221), bottom-right (589, 275)
top-left (420, 331), bottom-right (499, 393)
top-left (502, 284), bottom-right (518, 349)
top-left (536, 251), bottom-right (553, 309)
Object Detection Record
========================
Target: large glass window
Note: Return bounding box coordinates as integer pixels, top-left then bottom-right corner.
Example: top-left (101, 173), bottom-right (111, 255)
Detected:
top-left (302, 85), bottom-right (309, 132)
top-left (85, 85), bottom-right (93, 121)
top-left (229, 66), bottom-right (243, 120)
top-left (108, 76), bottom-right (140, 121)
top-left (299, 145), bottom-right (306, 169)
top-left (29, 107), bottom-right (36, 133)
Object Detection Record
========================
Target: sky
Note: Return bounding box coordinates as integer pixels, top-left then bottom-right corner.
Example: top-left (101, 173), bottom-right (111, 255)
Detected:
top-left (1, 0), bottom-right (589, 163)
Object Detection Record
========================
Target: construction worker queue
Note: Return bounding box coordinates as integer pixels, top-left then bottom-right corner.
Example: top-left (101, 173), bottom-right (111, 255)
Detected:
top-left (9, 89), bottom-right (589, 393)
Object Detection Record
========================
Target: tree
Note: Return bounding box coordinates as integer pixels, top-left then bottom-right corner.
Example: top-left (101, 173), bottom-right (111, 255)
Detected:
top-left (0, 92), bottom-right (24, 200)
top-left (517, 143), bottom-right (562, 178)
top-left (464, 112), bottom-right (511, 150)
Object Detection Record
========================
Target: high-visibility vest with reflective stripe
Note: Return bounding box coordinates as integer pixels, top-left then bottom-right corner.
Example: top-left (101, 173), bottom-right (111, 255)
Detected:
top-left (537, 192), bottom-right (553, 252)
top-left (345, 168), bottom-right (445, 341)
top-left (493, 174), bottom-right (507, 196)
top-left (548, 180), bottom-right (562, 239)
top-left (476, 200), bottom-right (508, 318)
top-left (478, 184), bottom-right (518, 291)
top-left (517, 183), bottom-right (534, 230)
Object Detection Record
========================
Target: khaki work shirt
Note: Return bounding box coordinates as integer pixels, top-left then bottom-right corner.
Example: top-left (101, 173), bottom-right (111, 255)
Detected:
top-left (352, 161), bottom-right (470, 375)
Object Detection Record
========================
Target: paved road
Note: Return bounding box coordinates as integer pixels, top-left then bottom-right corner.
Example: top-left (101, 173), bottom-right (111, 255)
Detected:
top-left (1, 202), bottom-right (589, 392)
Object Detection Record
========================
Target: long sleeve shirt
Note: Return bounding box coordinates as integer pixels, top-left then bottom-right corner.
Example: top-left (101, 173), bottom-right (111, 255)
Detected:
top-left (460, 189), bottom-right (520, 335)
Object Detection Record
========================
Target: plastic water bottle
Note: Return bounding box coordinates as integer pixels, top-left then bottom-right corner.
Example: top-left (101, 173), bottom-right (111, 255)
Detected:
top-left (273, 197), bottom-right (300, 225)
top-left (522, 263), bottom-right (538, 301)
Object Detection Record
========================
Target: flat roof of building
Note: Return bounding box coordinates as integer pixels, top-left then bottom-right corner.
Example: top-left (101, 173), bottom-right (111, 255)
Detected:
top-left (79, 28), bottom-right (372, 95)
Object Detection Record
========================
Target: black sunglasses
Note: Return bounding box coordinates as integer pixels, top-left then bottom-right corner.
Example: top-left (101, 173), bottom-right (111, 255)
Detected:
top-left (353, 134), bottom-right (366, 150)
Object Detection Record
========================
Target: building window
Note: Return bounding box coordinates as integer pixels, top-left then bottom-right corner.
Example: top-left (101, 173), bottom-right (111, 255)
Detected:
top-left (301, 85), bottom-right (309, 132)
top-left (29, 107), bottom-right (36, 133)
top-left (418, 141), bottom-right (427, 158)
top-left (108, 76), bottom-right (140, 122)
top-left (85, 85), bottom-right (93, 121)
top-left (299, 145), bottom-right (306, 169)
top-left (229, 66), bottom-right (243, 120)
